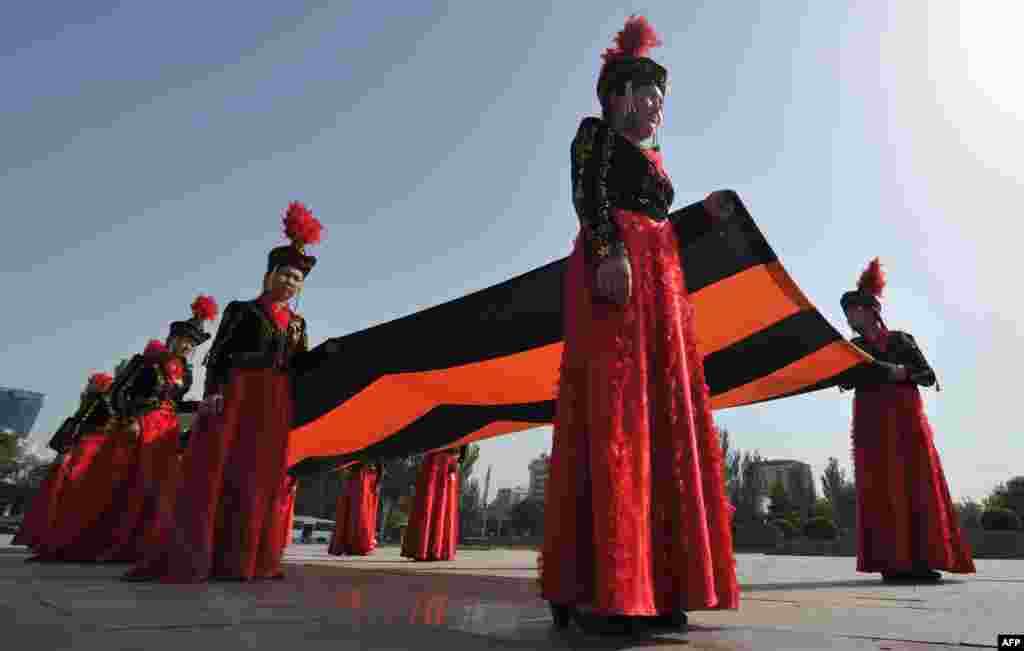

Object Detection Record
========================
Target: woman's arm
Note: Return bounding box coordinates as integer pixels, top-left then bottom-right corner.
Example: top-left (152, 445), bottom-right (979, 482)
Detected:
top-left (571, 118), bottom-right (624, 262)
top-left (897, 332), bottom-right (937, 387)
top-left (203, 301), bottom-right (243, 398)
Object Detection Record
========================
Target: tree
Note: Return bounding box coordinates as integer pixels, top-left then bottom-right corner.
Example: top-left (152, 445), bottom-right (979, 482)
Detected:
top-left (460, 477), bottom-right (482, 539)
top-left (0, 433), bottom-right (48, 488)
top-left (820, 458), bottom-right (846, 512)
top-left (812, 497), bottom-right (835, 522)
top-left (768, 480), bottom-right (796, 522)
top-left (735, 450), bottom-right (765, 522)
top-left (956, 498), bottom-right (983, 530)
top-left (719, 428), bottom-right (741, 504)
top-left (458, 444), bottom-right (480, 494)
top-left (0, 431), bottom-right (19, 480)
top-left (377, 454), bottom-right (424, 540)
top-left (786, 465), bottom-right (815, 520)
top-left (988, 476), bottom-right (1024, 518)
top-left (820, 457), bottom-right (856, 529)
top-left (508, 498), bottom-right (544, 537)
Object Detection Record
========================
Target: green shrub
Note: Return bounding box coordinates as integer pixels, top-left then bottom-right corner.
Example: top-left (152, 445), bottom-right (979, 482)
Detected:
top-left (803, 516), bottom-right (839, 540)
top-left (980, 507), bottom-right (1022, 531)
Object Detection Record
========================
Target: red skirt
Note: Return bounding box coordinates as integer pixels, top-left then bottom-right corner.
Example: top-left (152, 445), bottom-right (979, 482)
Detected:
top-left (401, 452), bottom-right (459, 561)
top-left (12, 454), bottom-right (73, 549)
top-left (126, 369), bottom-right (292, 582)
top-left (541, 211), bottom-right (739, 616)
top-left (86, 407), bottom-right (181, 563)
top-left (31, 428), bottom-right (141, 562)
top-left (328, 467), bottom-right (379, 556)
top-left (852, 384), bottom-right (974, 574)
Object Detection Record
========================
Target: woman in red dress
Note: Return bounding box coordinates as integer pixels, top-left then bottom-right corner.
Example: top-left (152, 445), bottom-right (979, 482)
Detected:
top-left (67, 297), bottom-right (215, 562)
top-left (125, 203), bottom-right (323, 582)
top-left (840, 259), bottom-right (974, 582)
top-left (540, 15), bottom-right (739, 634)
top-left (401, 448), bottom-right (462, 562)
top-left (329, 462), bottom-right (382, 556)
top-left (14, 372), bottom-right (114, 553)
top-left (33, 298), bottom-right (217, 563)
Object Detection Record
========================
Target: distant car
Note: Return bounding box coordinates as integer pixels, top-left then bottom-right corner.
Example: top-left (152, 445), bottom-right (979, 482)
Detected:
top-left (291, 517), bottom-right (334, 544)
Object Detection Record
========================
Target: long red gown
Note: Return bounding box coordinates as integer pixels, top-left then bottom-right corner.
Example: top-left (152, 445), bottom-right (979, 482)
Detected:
top-left (542, 119), bottom-right (738, 616)
top-left (125, 298), bottom-right (306, 582)
top-left (849, 334), bottom-right (974, 574)
top-left (125, 370), bottom-right (293, 581)
top-left (30, 427), bottom-right (141, 562)
top-left (12, 453), bottom-right (72, 550)
top-left (102, 406), bottom-right (181, 561)
top-left (328, 465), bottom-right (379, 556)
top-left (401, 451), bottom-right (459, 561)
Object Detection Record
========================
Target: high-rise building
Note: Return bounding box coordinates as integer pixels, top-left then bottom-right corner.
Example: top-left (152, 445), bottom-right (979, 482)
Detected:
top-left (0, 387), bottom-right (45, 437)
top-left (528, 452), bottom-right (550, 501)
top-left (754, 459), bottom-right (816, 517)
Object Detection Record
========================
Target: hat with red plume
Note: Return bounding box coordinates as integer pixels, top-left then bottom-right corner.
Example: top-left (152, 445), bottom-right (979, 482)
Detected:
top-left (86, 372), bottom-right (114, 393)
top-left (841, 258), bottom-right (886, 313)
top-left (168, 294), bottom-right (219, 345)
top-left (267, 201), bottom-right (323, 277)
top-left (596, 15), bottom-right (669, 101)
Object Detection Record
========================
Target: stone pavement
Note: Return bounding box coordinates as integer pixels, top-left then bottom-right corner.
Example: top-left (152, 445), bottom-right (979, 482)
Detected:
top-left (2, 535), bottom-right (1021, 650)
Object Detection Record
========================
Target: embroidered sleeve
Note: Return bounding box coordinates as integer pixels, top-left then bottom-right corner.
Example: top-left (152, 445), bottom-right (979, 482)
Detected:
top-left (841, 338), bottom-right (893, 389)
top-left (109, 355), bottom-right (147, 418)
top-left (571, 119), bottom-right (624, 261)
top-left (898, 332), bottom-right (937, 387)
top-left (203, 301), bottom-right (243, 397)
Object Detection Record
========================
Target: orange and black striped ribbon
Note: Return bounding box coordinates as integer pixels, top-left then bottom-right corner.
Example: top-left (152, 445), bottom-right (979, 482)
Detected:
top-left (288, 192), bottom-right (870, 476)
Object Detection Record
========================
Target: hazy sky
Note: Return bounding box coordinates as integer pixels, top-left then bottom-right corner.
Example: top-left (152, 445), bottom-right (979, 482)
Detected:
top-left (3, 2), bottom-right (1021, 503)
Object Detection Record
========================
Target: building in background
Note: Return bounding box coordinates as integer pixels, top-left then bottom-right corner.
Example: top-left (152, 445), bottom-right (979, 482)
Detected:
top-left (754, 459), bottom-right (816, 517)
top-left (492, 486), bottom-right (528, 509)
top-left (0, 387), bottom-right (45, 437)
top-left (528, 452), bottom-right (550, 501)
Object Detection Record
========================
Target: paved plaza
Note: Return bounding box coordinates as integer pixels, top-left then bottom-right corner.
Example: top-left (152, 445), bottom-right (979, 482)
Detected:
top-left (2, 535), bottom-right (1020, 650)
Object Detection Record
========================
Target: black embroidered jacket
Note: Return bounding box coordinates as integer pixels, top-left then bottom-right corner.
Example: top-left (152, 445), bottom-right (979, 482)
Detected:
top-left (47, 390), bottom-right (115, 452)
top-left (840, 331), bottom-right (939, 391)
top-left (572, 117), bottom-right (722, 262)
top-left (202, 299), bottom-right (311, 398)
top-left (110, 353), bottom-right (193, 420)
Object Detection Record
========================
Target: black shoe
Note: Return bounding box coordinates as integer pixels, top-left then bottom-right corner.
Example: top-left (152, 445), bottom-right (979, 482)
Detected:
top-left (647, 610), bottom-right (688, 630)
top-left (882, 570), bottom-right (941, 583)
top-left (549, 602), bottom-right (572, 629)
top-left (576, 614), bottom-right (634, 636)
top-left (910, 569), bottom-right (942, 582)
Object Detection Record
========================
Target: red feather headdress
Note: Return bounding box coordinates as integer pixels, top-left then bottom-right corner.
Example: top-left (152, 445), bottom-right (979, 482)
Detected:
top-left (283, 201), bottom-right (323, 250)
top-left (144, 339), bottom-right (168, 358)
top-left (87, 372), bottom-right (114, 393)
top-left (602, 15), bottom-right (662, 62)
top-left (191, 294), bottom-right (219, 322)
top-left (596, 15), bottom-right (669, 100)
top-left (269, 201), bottom-right (323, 277)
top-left (856, 257), bottom-right (886, 299)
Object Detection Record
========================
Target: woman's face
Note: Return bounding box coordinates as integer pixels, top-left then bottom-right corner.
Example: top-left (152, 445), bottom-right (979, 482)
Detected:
top-left (844, 304), bottom-right (875, 333)
top-left (267, 266), bottom-right (304, 301)
top-left (608, 84), bottom-right (664, 140)
top-left (168, 337), bottom-right (196, 358)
